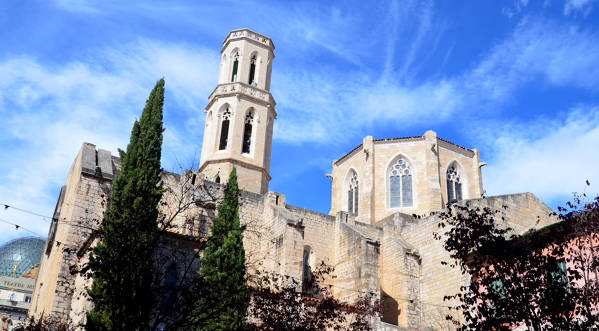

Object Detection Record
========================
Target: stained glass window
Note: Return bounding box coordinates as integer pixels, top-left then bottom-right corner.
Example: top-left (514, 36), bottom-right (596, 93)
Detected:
top-left (446, 165), bottom-right (462, 204)
top-left (389, 158), bottom-right (413, 208)
top-left (347, 170), bottom-right (359, 215)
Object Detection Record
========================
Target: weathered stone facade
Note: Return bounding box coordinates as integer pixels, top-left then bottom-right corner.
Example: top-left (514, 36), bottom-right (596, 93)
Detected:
top-left (28, 29), bottom-right (561, 330)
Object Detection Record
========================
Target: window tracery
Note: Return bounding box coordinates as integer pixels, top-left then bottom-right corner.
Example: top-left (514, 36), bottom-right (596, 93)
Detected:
top-left (446, 164), bottom-right (462, 203)
top-left (389, 158), bottom-right (413, 208)
top-left (218, 108), bottom-right (231, 150)
top-left (242, 111), bottom-right (254, 154)
top-left (347, 170), bottom-right (359, 215)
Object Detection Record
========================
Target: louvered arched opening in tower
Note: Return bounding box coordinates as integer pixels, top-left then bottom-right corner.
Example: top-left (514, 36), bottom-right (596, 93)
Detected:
top-left (248, 54), bottom-right (257, 85)
top-left (388, 157), bottom-right (413, 208)
top-left (242, 110), bottom-right (254, 154)
top-left (446, 163), bottom-right (463, 204)
top-left (231, 52), bottom-right (239, 82)
top-left (218, 108), bottom-right (231, 150)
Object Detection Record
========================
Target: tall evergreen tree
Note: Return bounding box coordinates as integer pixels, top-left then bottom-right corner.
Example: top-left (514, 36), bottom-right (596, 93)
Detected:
top-left (86, 79), bottom-right (165, 331)
top-left (191, 168), bottom-right (249, 330)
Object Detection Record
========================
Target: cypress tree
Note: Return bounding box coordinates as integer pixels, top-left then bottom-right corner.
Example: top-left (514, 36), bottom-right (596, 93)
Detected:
top-left (191, 168), bottom-right (249, 330)
top-left (86, 79), bottom-right (165, 331)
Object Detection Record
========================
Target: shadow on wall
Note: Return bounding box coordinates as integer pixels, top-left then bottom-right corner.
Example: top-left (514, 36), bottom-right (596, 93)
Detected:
top-left (381, 289), bottom-right (399, 325)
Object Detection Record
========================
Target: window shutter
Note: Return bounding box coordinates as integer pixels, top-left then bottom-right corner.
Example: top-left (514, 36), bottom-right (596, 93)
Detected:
top-left (231, 60), bottom-right (239, 82)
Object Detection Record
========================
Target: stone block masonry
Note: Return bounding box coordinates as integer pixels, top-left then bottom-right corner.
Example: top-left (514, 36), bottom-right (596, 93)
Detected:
top-left (26, 29), bottom-right (563, 331)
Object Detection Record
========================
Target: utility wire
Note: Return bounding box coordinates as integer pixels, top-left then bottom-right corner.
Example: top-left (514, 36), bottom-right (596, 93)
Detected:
top-left (0, 217), bottom-right (44, 238)
top-left (1, 202), bottom-right (53, 222)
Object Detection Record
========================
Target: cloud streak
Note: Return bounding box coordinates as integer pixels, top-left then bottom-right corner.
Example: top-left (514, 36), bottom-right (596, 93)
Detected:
top-left (273, 16), bottom-right (599, 145)
top-left (483, 105), bottom-right (599, 203)
top-left (0, 40), bottom-right (219, 243)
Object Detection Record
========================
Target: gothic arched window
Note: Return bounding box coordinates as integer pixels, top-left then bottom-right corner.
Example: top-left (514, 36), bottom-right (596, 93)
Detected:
top-left (242, 111), bottom-right (254, 154)
top-left (218, 108), bottom-right (231, 150)
top-left (248, 54), bottom-right (257, 85)
top-left (389, 158), bottom-right (413, 208)
top-left (447, 164), bottom-right (462, 204)
top-left (346, 170), bottom-right (359, 215)
top-left (231, 52), bottom-right (239, 82)
top-left (302, 246), bottom-right (314, 293)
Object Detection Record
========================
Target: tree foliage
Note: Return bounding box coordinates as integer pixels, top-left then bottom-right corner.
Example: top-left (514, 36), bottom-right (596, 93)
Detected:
top-left (434, 189), bottom-right (599, 330)
top-left (247, 261), bottom-right (380, 330)
top-left (191, 168), bottom-right (249, 330)
top-left (86, 79), bottom-right (165, 331)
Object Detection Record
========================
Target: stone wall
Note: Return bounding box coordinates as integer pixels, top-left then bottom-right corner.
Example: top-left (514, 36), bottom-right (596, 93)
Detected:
top-left (29, 142), bottom-right (559, 331)
top-left (29, 143), bottom-right (114, 321)
top-left (29, 143), bottom-right (381, 327)
top-left (377, 192), bottom-right (560, 330)
top-left (331, 130), bottom-right (484, 225)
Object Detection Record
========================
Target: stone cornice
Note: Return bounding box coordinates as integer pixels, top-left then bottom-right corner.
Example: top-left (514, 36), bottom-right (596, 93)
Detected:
top-left (436, 137), bottom-right (475, 157)
top-left (206, 82), bottom-right (277, 118)
top-left (334, 144), bottom-right (363, 166)
top-left (199, 158), bottom-right (272, 181)
top-left (222, 29), bottom-right (275, 54)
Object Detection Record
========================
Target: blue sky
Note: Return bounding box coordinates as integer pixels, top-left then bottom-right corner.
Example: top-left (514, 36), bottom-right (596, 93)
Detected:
top-left (1, 0), bottom-right (599, 244)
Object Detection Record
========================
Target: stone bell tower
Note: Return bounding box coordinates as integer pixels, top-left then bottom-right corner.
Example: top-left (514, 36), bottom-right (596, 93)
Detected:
top-left (199, 29), bottom-right (276, 194)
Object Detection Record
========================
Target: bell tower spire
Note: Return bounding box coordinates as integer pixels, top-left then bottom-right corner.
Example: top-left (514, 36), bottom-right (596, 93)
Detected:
top-left (199, 29), bottom-right (276, 194)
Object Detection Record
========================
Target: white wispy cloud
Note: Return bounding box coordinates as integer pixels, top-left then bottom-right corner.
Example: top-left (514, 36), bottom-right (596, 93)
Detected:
top-left (273, 17), bottom-right (599, 145)
top-left (52, 0), bottom-right (103, 14)
top-left (2, 8), bottom-right (598, 243)
top-left (0, 40), bottom-right (219, 243)
top-left (483, 105), bottom-right (599, 203)
top-left (465, 17), bottom-right (599, 100)
top-left (502, 0), bottom-right (530, 18)
top-left (564, 0), bottom-right (596, 16)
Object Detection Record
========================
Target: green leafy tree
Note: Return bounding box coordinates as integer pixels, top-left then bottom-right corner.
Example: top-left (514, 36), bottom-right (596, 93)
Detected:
top-left (191, 168), bottom-right (249, 330)
top-left (434, 190), bottom-right (599, 331)
top-left (86, 79), bottom-right (165, 331)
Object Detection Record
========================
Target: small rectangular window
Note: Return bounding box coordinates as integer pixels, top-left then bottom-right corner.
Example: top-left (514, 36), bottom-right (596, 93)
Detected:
top-left (490, 279), bottom-right (507, 319)
top-left (552, 259), bottom-right (569, 290)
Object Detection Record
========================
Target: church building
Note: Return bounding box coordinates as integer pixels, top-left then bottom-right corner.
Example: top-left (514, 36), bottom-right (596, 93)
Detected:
top-left (27, 29), bottom-right (559, 330)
